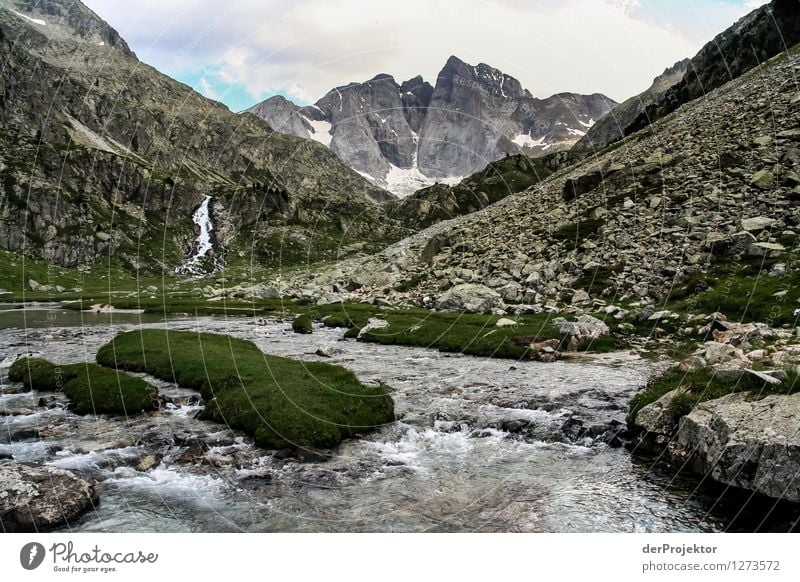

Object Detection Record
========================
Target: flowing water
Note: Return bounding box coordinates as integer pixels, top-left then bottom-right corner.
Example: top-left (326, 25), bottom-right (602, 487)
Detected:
top-left (176, 195), bottom-right (219, 276)
top-left (0, 309), bottom-right (751, 532)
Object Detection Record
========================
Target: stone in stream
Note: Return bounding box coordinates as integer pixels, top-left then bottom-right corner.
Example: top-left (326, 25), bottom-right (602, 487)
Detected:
top-left (0, 463), bottom-right (98, 532)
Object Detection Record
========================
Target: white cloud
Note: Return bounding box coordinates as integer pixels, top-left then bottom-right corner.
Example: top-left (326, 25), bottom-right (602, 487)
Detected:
top-left (81, 0), bottom-right (763, 106)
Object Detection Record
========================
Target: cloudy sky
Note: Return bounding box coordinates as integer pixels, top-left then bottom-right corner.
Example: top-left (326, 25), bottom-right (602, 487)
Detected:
top-left (82, 0), bottom-right (768, 111)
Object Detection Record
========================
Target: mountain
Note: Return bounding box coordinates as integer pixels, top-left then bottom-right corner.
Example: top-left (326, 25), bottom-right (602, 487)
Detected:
top-left (247, 57), bottom-right (616, 196)
top-left (279, 23), bottom-right (800, 314)
top-left (0, 0), bottom-right (401, 274)
top-left (575, 0), bottom-right (800, 153)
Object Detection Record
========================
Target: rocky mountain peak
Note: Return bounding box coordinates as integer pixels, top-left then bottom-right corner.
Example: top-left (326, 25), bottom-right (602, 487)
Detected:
top-left (1, 0), bottom-right (132, 55)
top-left (248, 56), bottom-right (615, 196)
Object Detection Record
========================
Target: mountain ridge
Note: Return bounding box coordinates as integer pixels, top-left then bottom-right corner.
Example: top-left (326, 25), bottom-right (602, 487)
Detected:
top-left (247, 56), bottom-right (616, 196)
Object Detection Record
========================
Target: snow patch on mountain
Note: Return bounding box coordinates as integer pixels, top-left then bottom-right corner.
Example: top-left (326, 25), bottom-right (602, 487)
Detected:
top-left (12, 10), bottom-right (46, 26)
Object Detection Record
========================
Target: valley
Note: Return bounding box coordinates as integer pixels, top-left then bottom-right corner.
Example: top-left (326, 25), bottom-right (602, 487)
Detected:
top-left (2, 0), bottom-right (800, 535)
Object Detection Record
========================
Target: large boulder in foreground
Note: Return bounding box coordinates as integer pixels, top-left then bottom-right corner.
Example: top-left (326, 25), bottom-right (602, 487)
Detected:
top-left (0, 463), bottom-right (97, 532)
top-left (668, 392), bottom-right (800, 503)
top-left (435, 284), bottom-right (502, 314)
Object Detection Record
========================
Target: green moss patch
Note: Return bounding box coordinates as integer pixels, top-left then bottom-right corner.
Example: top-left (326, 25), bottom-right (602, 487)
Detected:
top-left (668, 255), bottom-right (800, 325)
top-left (95, 330), bottom-right (395, 449)
top-left (306, 303), bottom-right (625, 359)
top-left (8, 357), bottom-right (157, 415)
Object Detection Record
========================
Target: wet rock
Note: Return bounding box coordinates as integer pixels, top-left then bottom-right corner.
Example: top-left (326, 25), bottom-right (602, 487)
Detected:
top-left (632, 388), bottom-right (688, 453)
top-left (315, 346), bottom-right (339, 357)
top-left (668, 393), bottom-right (800, 503)
top-left (0, 463), bottom-right (98, 532)
top-left (137, 454), bottom-right (160, 472)
top-left (237, 474), bottom-right (274, 490)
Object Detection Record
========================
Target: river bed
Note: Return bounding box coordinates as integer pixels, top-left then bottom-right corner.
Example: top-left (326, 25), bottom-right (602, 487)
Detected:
top-left (0, 308), bottom-right (756, 532)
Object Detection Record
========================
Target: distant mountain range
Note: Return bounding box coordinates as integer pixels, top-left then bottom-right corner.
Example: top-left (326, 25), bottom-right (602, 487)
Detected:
top-left (246, 56), bottom-right (616, 196)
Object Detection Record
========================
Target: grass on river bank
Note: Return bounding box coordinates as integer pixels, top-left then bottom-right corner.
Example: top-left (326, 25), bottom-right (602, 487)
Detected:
top-left (96, 329), bottom-right (395, 449)
top-left (627, 366), bottom-right (800, 426)
top-left (8, 357), bottom-right (158, 415)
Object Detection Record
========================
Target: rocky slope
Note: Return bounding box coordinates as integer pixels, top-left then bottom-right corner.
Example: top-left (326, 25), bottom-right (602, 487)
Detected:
top-left (247, 56), bottom-right (615, 196)
top-left (576, 0), bottom-right (800, 152)
top-left (0, 0), bottom-right (400, 273)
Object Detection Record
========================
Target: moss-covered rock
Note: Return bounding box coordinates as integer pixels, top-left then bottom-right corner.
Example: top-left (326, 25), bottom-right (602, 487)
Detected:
top-left (8, 357), bottom-right (157, 415)
top-left (292, 314), bottom-right (313, 334)
top-left (96, 330), bottom-right (395, 449)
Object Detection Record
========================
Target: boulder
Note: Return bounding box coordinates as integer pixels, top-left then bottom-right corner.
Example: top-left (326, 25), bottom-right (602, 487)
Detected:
top-left (563, 171), bottom-right (604, 201)
top-left (740, 216), bottom-right (777, 232)
top-left (632, 387), bottom-right (689, 452)
top-left (571, 289), bottom-right (591, 305)
top-left (750, 169), bottom-right (774, 189)
top-left (495, 318), bottom-right (518, 328)
top-left (357, 318), bottom-right (390, 338)
top-left (669, 393), bottom-right (800, 503)
top-left (435, 284), bottom-right (502, 314)
top-left (552, 314), bottom-right (609, 339)
top-left (0, 463), bottom-right (98, 532)
top-left (746, 242), bottom-right (785, 257)
top-left (699, 341), bottom-right (749, 366)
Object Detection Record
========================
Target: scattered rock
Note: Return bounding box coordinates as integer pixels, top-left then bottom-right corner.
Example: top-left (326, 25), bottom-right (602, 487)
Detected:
top-left (741, 216), bottom-right (776, 232)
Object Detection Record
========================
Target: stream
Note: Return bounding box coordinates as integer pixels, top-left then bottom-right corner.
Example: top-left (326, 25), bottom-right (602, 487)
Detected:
top-left (0, 307), bottom-right (754, 532)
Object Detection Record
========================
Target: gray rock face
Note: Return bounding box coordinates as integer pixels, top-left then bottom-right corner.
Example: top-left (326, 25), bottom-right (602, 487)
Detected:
top-left (248, 56), bottom-right (616, 194)
top-left (435, 283), bottom-right (502, 314)
top-left (0, 462), bottom-right (98, 532)
top-left (669, 393), bottom-right (800, 503)
top-left (574, 59), bottom-right (689, 153)
top-left (246, 95), bottom-right (312, 138)
top-left (576, 0), bottom-right (800, 151)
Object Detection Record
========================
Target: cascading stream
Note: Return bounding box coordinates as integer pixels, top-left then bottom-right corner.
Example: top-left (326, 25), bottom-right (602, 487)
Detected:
top-left (177, 195), bottom-right (219, 276)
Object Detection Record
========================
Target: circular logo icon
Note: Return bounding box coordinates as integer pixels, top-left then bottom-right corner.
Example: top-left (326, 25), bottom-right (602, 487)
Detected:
top-left (20, 542), bottom-right (46, 570)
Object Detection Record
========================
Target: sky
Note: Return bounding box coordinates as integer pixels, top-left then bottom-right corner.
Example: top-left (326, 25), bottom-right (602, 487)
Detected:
top-left (82, 0), bottom-right (769, 112)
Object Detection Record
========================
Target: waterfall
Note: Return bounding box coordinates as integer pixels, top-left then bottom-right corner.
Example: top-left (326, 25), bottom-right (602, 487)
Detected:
top-left (177, 195), bottom-right (220, 276)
